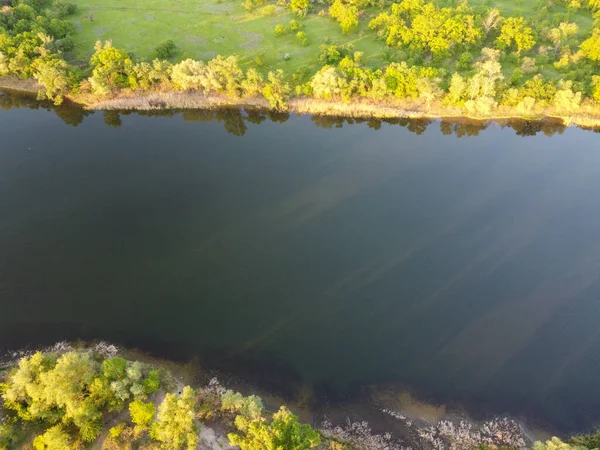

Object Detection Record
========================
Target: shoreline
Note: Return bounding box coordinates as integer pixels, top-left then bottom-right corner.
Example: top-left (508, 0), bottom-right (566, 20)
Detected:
top-left (0, 341), bottom-right (560, 445)
top-left (3, 76), bottom-right (600, 129)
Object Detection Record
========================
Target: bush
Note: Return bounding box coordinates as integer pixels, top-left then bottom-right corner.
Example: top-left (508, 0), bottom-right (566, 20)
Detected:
top-left (275, 24), bottom-right (288, 36)
top-left (290, 19), bottom-right (302, 31)
top-left (129, 400), bottom-right (156, 430)
top-left (220, 390), bottom-right (264, 420)
top-left (297, 31), bottom-right (309, 46)
top-left (154, 40), bottom-right (177, 59)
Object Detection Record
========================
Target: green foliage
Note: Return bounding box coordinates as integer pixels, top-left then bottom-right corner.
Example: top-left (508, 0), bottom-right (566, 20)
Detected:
top-left (228, 405), bottom-right (321, 450)
top-left (89, 40), bottom-right (134, 95)
top-left (496, 17), bottom-right (536, 52)
top-left (143, 369), bottom-right (161, 395)
top-left (369, 1), bottom-right (482, 56)
top-left (154, 39), bottom-right (177, 59)
top-left (275, 24), bottom-right (288, 36)
top-left (0, 419), bottom-right (16, 450)
top-left (150, 386), bottom-right (198, 450)
top-left (33, 56), bottom-right (77, 105)
top-left (318, 42), bottom-right (354, 64)
top-left (220, 390), bottom-right (264, 420)
top-left (51, 0), bottom-right (77, 18)
top-left (290, 19), bottom-right (302, 31)
top-left (297, 31), bottom-right (309, 46)
top-left (533, 437), bottom-right (589, 450)
top-left (569, 428), bottom-right (600, 448)
top-left (592, 75), bottom-right (600, 101)
top-left (130, 400), bottom-right (156, 430)
top-left (263, 69), bottom-right (291, 109)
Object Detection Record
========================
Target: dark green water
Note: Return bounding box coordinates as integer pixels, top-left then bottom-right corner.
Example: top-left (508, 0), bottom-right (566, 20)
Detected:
top-left (2, 91), bottom-right (600, 432)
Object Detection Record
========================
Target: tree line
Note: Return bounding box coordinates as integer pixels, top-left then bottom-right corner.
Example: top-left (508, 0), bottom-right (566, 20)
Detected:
top-left (1, 0), bottom-right (600, 118)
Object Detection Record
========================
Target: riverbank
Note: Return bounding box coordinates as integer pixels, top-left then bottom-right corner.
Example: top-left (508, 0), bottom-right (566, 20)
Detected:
top-left (0, 341), bottom-right (552, 450)
top-left (3, 76), bottom-right (600, 129)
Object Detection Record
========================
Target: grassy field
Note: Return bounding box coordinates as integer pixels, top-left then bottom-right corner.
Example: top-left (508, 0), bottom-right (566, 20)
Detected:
top-left (67, 0), bottom-right (596, 79)
top-left (68, 0), bottom-right (393, 73)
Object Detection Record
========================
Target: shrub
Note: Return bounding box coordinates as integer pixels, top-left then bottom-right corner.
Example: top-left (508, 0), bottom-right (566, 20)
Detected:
top-left (275, 24), bottom-right (288, 36)
top-left (297, 31), bottom-right (309, 46)
top-left (154, 40), bottom-right (177, 59)
top-left (220, 390), bottom-right (264, 420)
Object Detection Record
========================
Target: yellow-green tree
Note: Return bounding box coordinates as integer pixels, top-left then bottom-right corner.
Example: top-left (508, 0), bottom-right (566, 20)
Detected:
top-left (228, 406), bottom-right (321, 450)
top-left (580, 29), bottom-right (600, 61)
top-left (33, 425), bottom-right (74, 450)
top-left (496, 17), bottom-right (536, 52)
top-left (329, 0), bottom-right (359, 34)
top-left (150, 386), bottom-right (198, 450)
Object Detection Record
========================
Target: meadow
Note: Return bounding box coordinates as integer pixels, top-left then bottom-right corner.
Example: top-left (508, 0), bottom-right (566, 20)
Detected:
top-left (67, 0), bottom-right (594, 78)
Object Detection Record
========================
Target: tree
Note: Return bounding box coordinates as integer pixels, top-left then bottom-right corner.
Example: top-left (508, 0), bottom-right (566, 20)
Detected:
top-left (592, 75), bottom-right (600, 102)
top-left (297, 31), bottom-right (309, 46)
top-left (554, 80), bottom-right (582, 112)
top-left (33, 56), bottom-right (73, 105)
top-left (580, 29), bottom-right (600, 61)
top-left (241, 68), bottom-right (264, 97)
top-left (33, 425), bottom-right (74, 450)
top-left (220, 390), bottom-right (264, 420)
top-left (262, 69), bottom-right (290, 110)
top-left (274, 24), bottom-right (287, 36)
top-left (130, 400), bottom-right (156, 432)
top-left (150, 386), bottom-right (198, 450)
top-left (496, 17), bottom-right (536, 52)
top-left (171, 58), bottom-right (207, 90)
top-left (89, 40), bottom-right (133, 95)
top-left (329, 0), bottom-right (359, 34)
top-left (534, 437), bottom-right (588, 450)
top-left (228, 406), bottom-right (321, 450)
top-left (547, 22), bottom-right (578, 54)
top-left (290, 0), bottom-right (309, 16)
top-left (369, 2), bottom-right (482, 56)
top-left (482, 8), bottom-right (502, 35)
top-left (154, 39), bottom-right (177, 59)
top-left (310, 66), bottom-right (347, 99)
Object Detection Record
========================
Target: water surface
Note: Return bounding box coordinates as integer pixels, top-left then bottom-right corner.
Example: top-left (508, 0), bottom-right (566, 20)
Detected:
top-left (1, 91), bottom-right (600, 432)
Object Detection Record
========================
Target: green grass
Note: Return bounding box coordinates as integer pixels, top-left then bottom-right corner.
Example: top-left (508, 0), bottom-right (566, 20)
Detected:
top-left (67, 0), bottom-right (597, 80)
top-left (68, 0), bottom-right (391, 73)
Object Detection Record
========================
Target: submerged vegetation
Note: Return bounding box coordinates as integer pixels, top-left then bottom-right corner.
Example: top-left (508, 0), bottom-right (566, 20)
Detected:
top-left (1, 0), bottom-right (600, 123)
top-left (0, 345), bottom-right (599, 449)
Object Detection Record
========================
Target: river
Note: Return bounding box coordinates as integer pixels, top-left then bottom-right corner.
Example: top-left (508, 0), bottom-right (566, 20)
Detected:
top-left (1, 90), bottom-right (600, 433)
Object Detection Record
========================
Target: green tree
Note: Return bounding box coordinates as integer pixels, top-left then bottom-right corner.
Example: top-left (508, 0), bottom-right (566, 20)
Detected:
top-left (150, 386), bottom-right (198, 450)
top-left (297, 31), bottom-right (309, 46)
top-left (547, 22), bottom-right (578, 54)
top-left (592, 75), bottom-right (600, 101)
top-left (221, 391), bottom-right (264, 420)
top-left (89, 40), bottom-right (133, 95)
top-left (33, 56), bottom-right (73, 105)
top-left (275, 24), bottom-right (288, 36)
top-left (496, 17), bottom-right (536, 52)
top-left (154, 39), bottom-right (177, 59)
top-left (534, 437), bottom-right (588, 450)
top-left (228, 406), bottom-right (321, 450)
top-left (262, 69), bottom-right (291, 110)
top-left (580, 29), bottom-right (600, 61)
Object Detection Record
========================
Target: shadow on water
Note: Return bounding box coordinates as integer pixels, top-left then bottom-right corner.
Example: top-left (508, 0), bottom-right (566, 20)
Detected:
top-left (2, 88), bottom-right (597, 137)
